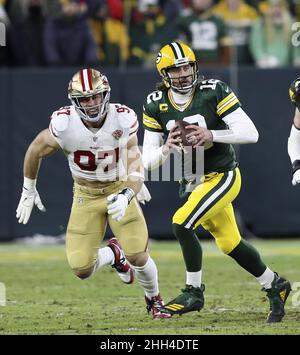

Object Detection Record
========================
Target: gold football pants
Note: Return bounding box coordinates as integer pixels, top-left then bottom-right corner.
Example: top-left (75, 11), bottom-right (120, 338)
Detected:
top-left (173, 168), bottom-right (242, 254)
top-left (66, 182), bottom-right (148, 276)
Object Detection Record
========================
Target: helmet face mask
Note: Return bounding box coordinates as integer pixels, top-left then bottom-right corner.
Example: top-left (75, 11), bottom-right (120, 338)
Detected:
top-left (68, 68), bottom-right (111, 123)
top-left (156, 42), bottom-right (199, 93)
top-left (164, 62), bottom-right (198, 93)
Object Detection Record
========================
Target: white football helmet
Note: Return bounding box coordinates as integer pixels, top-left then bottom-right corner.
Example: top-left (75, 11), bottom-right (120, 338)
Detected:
top-left (68, 68), bottom-right (111, 122)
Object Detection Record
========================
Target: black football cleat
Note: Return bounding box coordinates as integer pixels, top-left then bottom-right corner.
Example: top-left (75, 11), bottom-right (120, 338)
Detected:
top-left (160, 284), bottom-right (205, 315)
top-left (263, 272), bottom-right (291, 323)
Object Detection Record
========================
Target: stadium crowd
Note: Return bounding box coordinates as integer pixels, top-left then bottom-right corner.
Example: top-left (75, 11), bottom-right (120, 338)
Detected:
top-left (1, 0), bottom-right (300, 68)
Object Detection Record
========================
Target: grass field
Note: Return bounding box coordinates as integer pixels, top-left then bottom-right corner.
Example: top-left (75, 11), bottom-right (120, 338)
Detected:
top-left (0, 239), bottom-right (299, 335)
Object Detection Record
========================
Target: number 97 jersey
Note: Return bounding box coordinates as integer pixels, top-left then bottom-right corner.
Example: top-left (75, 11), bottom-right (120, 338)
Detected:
top-left (49, 104), bottom-right (138, 182)
top-left (143, 79), bottom-right (241, 174)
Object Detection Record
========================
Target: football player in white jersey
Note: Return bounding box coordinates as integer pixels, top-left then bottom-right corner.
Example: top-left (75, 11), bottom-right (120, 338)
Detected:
top-left (288, 77), bottom-right (300, 185)
top-left (16, 68), bottom-right (170, 319)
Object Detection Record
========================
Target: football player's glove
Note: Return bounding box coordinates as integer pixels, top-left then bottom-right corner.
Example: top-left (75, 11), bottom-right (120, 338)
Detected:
top-left (107, 188), bottom-right (134, 222)
top-left (292, 169), bottom-right (300, 186)
top-left (16, 179), bottom-right (46, 224)
top-left (136, 183), bottom-right (151, 204)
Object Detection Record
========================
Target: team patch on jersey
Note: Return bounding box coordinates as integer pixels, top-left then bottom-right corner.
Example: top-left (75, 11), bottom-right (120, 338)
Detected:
top-left (112, 129), bottom-right (123, 140)
top-left (159, 103), bottom-right (168, 112)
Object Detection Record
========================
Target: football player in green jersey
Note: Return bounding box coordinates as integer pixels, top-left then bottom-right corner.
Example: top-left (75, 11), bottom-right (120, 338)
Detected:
top-left (288, 78), bottom-right (300, 185)
top-left (142, 41), bottom-right (291, 322)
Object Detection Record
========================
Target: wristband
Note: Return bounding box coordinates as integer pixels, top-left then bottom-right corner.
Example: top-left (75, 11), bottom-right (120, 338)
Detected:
top-left (128, 171), bottom-right (145, 180)
top-left (120, 188), bottom-right (135, 203)
top-left (23, 177), bottom-right (36, 191)
top-left (292, 160), bottom-right (300, 174)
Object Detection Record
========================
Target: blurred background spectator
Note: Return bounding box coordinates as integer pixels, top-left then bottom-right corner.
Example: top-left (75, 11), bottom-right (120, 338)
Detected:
top-left (43, 0), bottom-right (98, 66)
top-left (212, 0), bottom-right (258, 65)
top-left (249, 0), bottom-right (300, 68)
top-left (176, 0), bottom-right (232, 66)
top-left (1, 0), bottom-right (300, 68)
top-left (89, 0), bottom-right (130, 67)
top-left (128, 0), bottom-right (178, 67)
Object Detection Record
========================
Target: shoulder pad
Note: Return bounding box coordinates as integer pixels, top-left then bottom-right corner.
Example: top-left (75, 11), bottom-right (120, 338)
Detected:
top-left (199, 79), bottom-right (225, 91)
top-left (50, 107), bottom-right (71, 133)
top-left (143, 90), bottom-right (162, 116)
top-left (114, 104), bottom-right (137, 129)
top-left (145, 90), bottom-right (163, 105)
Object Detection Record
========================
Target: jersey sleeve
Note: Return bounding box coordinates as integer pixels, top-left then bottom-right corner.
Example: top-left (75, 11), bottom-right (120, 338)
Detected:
top-left (214, 81), bottom-right (241, 118)
top-left (289, 78), bottom-right (300, 111)
top-left (49, 107), bottom-right (71, 148)
top-left (116, 105), bottom-right (139, 136)
top-left (142, 92), bottom-right (164, 133)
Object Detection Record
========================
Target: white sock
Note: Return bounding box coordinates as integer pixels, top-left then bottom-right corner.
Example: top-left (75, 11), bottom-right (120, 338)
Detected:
top-left (132, 256), bottom-right (159, 299)
top-left (186, 270), bottom-right (202, 288)
top-left (256, 267), bottom-right (275, 289)
top-left (94, 246), bottom-right (115, 272)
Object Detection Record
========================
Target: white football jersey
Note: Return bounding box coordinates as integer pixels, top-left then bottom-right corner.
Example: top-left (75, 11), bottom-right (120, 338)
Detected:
top-left (49, 104), bottom-right (138, 182)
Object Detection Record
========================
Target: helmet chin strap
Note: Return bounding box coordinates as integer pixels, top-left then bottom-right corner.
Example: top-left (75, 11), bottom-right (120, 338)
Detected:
top-left (171, 86), bottom-right (194, 95)
top-left (85, 112), bottom-right (102, 123)
top-left (71, 92), bottom-right (110, 123)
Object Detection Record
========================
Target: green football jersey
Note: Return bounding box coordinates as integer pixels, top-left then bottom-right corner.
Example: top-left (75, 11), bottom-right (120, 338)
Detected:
top-left (143, 79), bottom-right (240, 174)
top-left (289, 77), bottom-right (300, 111)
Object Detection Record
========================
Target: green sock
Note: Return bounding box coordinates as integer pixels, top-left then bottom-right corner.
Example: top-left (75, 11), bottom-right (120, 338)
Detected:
top-left (172, 223), bottom-right (202, 272)
top-left (228, 239), bottom-right (267, 277)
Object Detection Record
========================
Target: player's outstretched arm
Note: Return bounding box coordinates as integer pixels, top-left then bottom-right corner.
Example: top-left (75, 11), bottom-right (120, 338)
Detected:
top-left (107, 134), bottom-right (146, 222)
top-left (288, 108), bottom-right (300, 186)
top-left (16, 129), bottom-right (60, 224)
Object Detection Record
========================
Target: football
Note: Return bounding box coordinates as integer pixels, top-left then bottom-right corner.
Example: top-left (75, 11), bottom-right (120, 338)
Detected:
top-left (173, 120), bottom-right (197, 147)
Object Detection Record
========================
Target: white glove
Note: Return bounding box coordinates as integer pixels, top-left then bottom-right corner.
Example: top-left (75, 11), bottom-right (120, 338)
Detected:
top-left (107, 193), bottom-right (129, 222)
top-left (136, 183), bottom-right (151, 205)
top-left (16, 178), bottom-right (46, 224)
top-left (292, 169), bottom-right (300, 186)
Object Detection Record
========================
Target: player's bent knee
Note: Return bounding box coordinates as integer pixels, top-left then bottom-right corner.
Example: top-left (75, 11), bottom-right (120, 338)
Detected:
top-left (127, 251), bottom-right (149, 267)
top-left (72, 266), bottom-right (94, 280)
top-left (216, 237), bottom-right (241, 255)
top-left (67, 251), bottom-right (95, 279)
top-left (172, 223), bottom-right (190, 242)
top-left (172, 210), bottom-right (187, 226)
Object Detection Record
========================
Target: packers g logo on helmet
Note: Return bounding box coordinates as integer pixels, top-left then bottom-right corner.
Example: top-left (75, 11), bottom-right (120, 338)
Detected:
top-left (156, 42), bottom-right (198, 92)
top-left (156, 52), bottom-right (162, 64)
